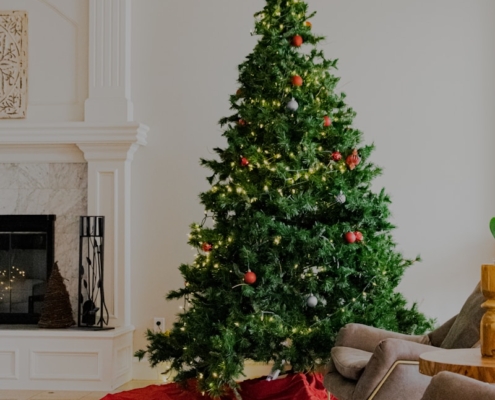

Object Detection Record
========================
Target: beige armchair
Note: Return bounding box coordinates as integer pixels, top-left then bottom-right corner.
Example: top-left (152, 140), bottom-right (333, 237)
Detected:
top-left (420, 371), bottom-right (495, 400)
top-left (324, 283), bottom-right (485, 400)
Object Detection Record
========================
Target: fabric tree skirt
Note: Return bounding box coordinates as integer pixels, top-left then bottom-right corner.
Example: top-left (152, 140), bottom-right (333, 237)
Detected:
top-left (102, 373), bottom-right (338, 400)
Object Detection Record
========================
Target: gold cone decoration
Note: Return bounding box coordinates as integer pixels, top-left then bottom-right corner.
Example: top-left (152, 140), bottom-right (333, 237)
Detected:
top-left (38, 261), bottom-right (75, 329)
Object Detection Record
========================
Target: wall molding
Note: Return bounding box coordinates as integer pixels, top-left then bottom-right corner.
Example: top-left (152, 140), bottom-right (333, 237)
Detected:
top-left (0, 349), bottom-right (19, 380)
top-left (0, 326), bottom-right (133, 390)
top-left (0, 122), bottom-right (148, 163)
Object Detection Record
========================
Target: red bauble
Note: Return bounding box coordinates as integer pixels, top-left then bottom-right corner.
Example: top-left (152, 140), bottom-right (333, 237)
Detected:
top-left (292, 35), bottom-right (303, 47)
top-left (201, 242), bottom-right (213, 252)
top-left (323, 116), bottom-right (332, 127)
top-left (305, 21), bottom-right (312, 29)
top-left (346, 149), bottom-right (361, 170)
top-left (240, 157), bottom-right (249, 167)
top-left (331, 151), bottom-right (342, 162)
top-left (354, 231), bottom-right (363, 242)
top-left (345, 232), bottom-right (356, 244)
top-left (236, 88), bottom-right (244, 97)
top-left (291, 75), bottom-right (303, 87)
top-left (244, 271), bottom-right (257, 285)
top-left (238, 119), bottom-right (246, 126)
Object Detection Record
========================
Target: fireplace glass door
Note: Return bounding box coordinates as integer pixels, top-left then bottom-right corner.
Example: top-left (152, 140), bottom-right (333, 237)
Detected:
top-left (0, 215), bottom-right (55, 324)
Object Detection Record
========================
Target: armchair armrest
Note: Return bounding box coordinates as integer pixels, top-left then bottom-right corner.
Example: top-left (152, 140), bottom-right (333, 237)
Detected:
top-left (353, 338), bottom-right (436, 400)
top-left (421, 371), bottom-right (495, 400)
top-left (335, 323), bottom-right (431, 353)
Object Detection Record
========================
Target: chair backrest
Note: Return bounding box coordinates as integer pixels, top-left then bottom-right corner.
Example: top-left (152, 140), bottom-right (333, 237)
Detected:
top-left (433, 282), bottom-right (485, 349)
top-left (427, 314), bottom-right (457, 347)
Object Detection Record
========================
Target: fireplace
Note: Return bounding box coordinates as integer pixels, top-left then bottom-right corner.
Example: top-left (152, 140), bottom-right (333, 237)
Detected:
top-left (0, 215), bottom-right (55, 324)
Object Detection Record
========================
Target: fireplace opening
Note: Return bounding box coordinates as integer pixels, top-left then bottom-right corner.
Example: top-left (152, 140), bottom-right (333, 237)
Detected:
top-left (0, 215), bottom-right (55, 324)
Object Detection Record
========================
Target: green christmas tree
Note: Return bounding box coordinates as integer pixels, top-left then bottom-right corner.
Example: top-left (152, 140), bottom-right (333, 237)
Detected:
top-left (136, 0), bottom-right (433, 397)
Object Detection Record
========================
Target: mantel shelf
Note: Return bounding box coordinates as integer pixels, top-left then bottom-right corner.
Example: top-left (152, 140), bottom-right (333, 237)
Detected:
top-left (0, 121), bottom-right (149, 163)
top-left (0, 121), bottom-right (148, 145)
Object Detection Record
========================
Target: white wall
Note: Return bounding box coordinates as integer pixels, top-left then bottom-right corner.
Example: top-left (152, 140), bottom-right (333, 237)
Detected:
top-left (0, 0), bottom-right (88, 121)
top-left (130, 0), bottom-right (495, 355)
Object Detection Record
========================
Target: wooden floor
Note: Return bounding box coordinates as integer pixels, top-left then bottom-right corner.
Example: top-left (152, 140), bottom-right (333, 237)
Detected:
top-left (0, 380), bottom-right (163, 400)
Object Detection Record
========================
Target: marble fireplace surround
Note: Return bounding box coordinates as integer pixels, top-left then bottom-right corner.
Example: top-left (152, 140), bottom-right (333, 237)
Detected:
top-left (0, 122), bottom-right (149, 325)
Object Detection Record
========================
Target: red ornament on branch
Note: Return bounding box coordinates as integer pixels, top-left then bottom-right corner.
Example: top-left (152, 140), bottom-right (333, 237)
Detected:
top-left (244, 271), bottom-right (257, 285)
top-left (240, 157), bottom-right (250, 167)
top-left (236, 89), bottom-right (244, 97)
top-left (345, 232), bottom-right (356, 244)
top-left (304, 21), bottom-right (312, 29)
top-left (292, 35), bottom-right (303, 47)
top-left (354, 231), bottom-right (363, 242)
top-left (201, 242), bottom-right (213, 252)
top-left (346, 149), bottom-right (361, 170)
top-left (291, 75), bottom-right (303, 87)
top-left (238, 119), bottom-right (246, 126)
top-left (331, 151), bottom-right (342, 162)
top-left (323, 116), bottom-right (332, 127)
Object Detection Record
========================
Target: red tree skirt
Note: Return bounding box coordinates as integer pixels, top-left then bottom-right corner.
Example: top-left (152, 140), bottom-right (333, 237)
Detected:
top-left (101, 373), bottom-right (338, 400)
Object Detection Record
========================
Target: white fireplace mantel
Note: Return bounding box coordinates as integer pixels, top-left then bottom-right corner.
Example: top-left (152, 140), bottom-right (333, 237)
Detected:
top-left (0, 124), bottom-right (148, 393)
top-left (0, 122), bottom-right (148, 163)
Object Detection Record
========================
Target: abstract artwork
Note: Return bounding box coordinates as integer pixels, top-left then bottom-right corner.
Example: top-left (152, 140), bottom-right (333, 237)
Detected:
top-left (0, 11), bottom-right (27, 118)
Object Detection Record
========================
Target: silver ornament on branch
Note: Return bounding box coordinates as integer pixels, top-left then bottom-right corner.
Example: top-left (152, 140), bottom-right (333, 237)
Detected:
top-left (307, 294), bottom-right (318, 308)
top-left (335, 191), bottom-right (346, 204)
top-left (286, 97), bottom-right (299, 112)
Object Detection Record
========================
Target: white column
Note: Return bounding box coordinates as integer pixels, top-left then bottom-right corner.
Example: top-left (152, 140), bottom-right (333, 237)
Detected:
top-left (84, 0), bottom-right (133, 123)
top-left (77, 142), bottom-right (142, 327)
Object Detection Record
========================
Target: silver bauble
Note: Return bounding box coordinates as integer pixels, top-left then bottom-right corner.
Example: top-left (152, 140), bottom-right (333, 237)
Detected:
top-left (335, 191), bottom-right (346, 204)
top-left (287, 97), bottom-right (299, 112)
top-left (307, 295), bottom-right (318, 308)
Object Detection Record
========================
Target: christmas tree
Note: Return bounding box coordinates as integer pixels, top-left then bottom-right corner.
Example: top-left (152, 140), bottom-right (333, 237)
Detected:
top-left (136, 0), bottom-right (433, 397)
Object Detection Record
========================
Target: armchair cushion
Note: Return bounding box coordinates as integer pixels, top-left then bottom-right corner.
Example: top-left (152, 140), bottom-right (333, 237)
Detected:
top-left (330, 346), bottom-right (372, 381)
top-left (440, 282), bottom-right (485, 349)
top-left (353, 338), bottom-right (435, 400)
top-left (420, 371), bottom-right (495, 400)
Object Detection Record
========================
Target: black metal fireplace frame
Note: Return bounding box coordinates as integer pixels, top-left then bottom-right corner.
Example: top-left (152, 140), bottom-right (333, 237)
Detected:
top-left (0, 214), bottom-right (56, 324)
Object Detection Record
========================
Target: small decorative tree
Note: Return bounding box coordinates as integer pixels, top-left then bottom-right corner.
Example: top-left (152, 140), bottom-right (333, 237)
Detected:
top-left (38, 261), bottom-right (75, 329)
top-left (137, 1), bottom-right (433, 397)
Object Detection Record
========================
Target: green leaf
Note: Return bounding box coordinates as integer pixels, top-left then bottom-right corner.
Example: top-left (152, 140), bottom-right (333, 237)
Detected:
top-left (490, 218), bottom-right (495, 239)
